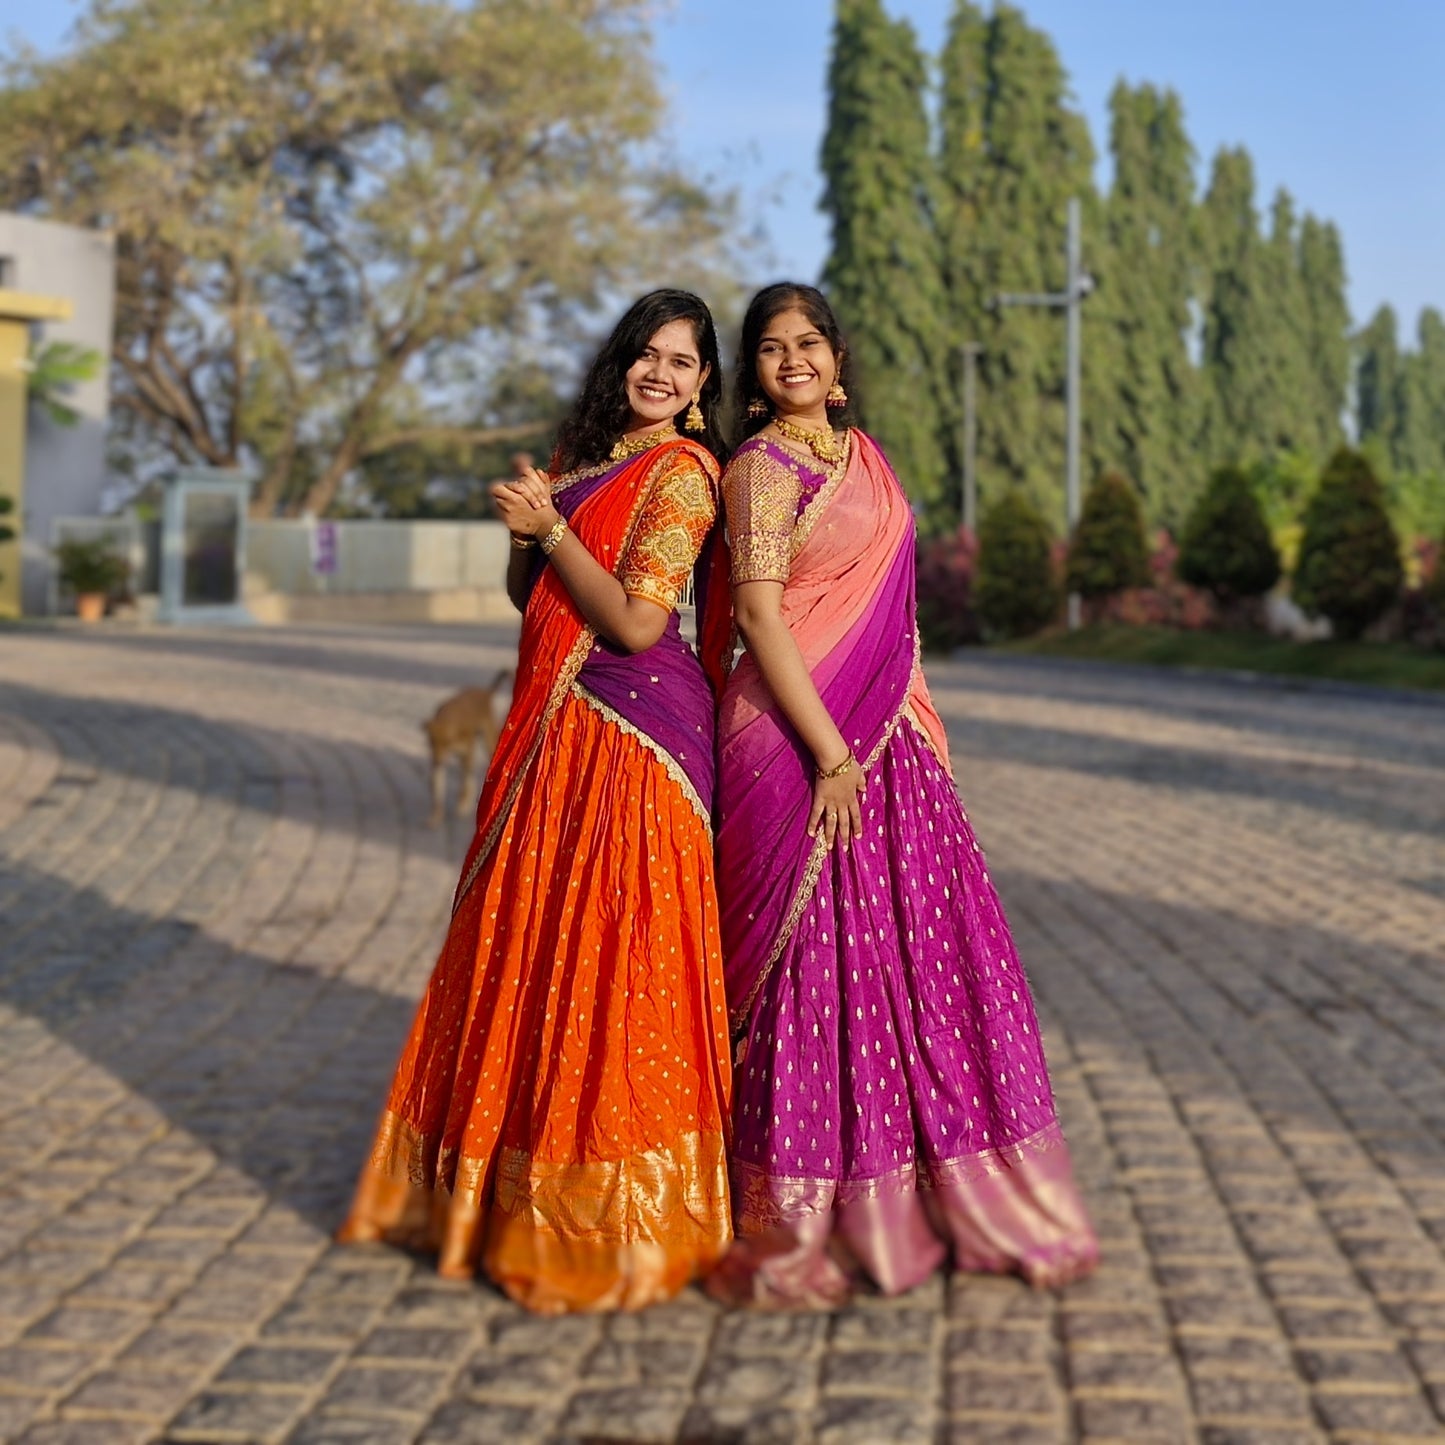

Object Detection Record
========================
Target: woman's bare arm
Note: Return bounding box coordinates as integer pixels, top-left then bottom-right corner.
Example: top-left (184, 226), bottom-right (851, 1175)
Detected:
top-left (505, 544), bottom-right (533, 614)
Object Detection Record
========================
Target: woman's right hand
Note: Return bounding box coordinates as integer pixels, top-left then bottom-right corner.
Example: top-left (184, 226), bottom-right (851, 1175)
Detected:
top-left (808, 758), bottom-right (865, 851)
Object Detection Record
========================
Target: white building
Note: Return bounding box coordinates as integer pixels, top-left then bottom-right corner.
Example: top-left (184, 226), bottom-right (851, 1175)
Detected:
top-left (0, 213), bottom-right (116, 615)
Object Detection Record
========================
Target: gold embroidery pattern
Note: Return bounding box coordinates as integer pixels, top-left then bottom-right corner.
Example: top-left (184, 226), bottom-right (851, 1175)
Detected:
top-left (723, 444), bottom-right (802, 584)
top-left (791, 429), bottom-right (852, 557)
top-left (732, 1121), bottom-right (1071, 1230)
top-left (571, 684), bottom-right (711, 829)
top-left (452, 447), bottom-right (690, 913)
top-left (492, 1131), bottom-right (730, 1243)
top-left (618, 454), bottom-right (717, 611)
top-left (362, 1112), bottom-right (732, 1243)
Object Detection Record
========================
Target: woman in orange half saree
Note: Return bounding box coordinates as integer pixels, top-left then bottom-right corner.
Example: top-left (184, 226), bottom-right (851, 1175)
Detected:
top-left (338, 291), bottom-right (733, 1314)
top-left (701, 284), bottom-right (1097, 1307)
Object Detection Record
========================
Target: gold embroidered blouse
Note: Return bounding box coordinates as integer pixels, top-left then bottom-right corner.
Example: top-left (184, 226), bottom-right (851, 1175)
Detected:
top-left (722, 445), bottom-right (803, 585)
top-left (618, 450), bottom-right (719, 611)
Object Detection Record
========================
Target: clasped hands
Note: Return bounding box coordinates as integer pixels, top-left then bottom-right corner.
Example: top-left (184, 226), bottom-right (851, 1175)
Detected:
top-left (492, 467), bottom-right (559, 540)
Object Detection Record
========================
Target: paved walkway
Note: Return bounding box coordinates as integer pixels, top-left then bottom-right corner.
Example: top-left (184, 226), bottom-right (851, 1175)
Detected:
top-left (2, 622), bottom-right (1444, 1445)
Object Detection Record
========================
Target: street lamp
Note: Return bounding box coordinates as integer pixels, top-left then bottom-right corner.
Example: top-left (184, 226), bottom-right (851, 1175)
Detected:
top-left (994, 196), bottom-right (1094, 629)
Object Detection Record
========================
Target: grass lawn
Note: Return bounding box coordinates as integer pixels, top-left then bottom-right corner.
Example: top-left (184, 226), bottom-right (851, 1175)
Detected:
top-left (1002, 624), bottom-right (1445, 695)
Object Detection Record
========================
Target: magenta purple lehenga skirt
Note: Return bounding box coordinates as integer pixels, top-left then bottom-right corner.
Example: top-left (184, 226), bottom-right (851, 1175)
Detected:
top-left (706, 431), bottom-right (1097, 1306)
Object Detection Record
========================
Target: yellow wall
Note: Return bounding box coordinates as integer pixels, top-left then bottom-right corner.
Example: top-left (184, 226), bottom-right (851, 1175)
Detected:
top-left (0, 291), bottom-right (75, 619)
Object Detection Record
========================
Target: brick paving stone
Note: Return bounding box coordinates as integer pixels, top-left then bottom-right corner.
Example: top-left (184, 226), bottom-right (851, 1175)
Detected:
top-left (4, 630), bottom-right (1445, 1444)
top-left (287, 1417), bottom-right (421, 1445)
top-left (322, 1364), bottom-right (451, 1415)
top-left (168, 1387), bottom-right (309, 1440)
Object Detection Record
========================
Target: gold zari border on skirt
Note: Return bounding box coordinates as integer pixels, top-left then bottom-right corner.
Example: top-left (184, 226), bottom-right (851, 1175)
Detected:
top-left (731, 1120), bottom-right (1072, 1230)
top-left (361, 1108), bottom-right (730, 1238)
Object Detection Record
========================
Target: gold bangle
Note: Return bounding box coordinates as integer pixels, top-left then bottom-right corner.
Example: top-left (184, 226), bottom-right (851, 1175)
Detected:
top-left (538, 517), bottom-right (568, 556)
top-left (510, 533), bottom-right (537, 550)
top-left (816, 750), bottom-right (856, 781)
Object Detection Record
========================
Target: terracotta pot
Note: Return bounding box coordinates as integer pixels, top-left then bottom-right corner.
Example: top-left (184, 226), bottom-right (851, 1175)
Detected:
top-left (75, 593), bottom-right (106, 623)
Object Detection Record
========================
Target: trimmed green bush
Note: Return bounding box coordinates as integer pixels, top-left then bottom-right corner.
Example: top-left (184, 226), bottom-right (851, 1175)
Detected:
top-left (0, 495), bottom-right (15, 586)
top-left (1293, 448), bottom-right (1403, 641)
top-left (54, 536), bottom-right (129, 596)
top-left (976, 492), bottom-right (1058, 640)
top-left (1066, 470), bottom-right (1149, 602)
top-left (1177, 464), bottom-right (1281, 608)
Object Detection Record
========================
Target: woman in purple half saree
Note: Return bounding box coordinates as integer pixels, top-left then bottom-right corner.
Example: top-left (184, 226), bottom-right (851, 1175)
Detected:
top-left (701, 285), bottom-right (1097, 1306)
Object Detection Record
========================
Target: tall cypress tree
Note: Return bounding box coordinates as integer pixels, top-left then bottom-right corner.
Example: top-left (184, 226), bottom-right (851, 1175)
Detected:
top-left (936, 0), bottom-right (990, 522)
top-left (1199, 147), bottom-right (1276, 464)
top-left (936, 1), bottom-right (1097, 530)
top-left (1398, 308), bottom-right (1445, 479)
top-left (1092, 81), bottom-right (1199, 530)
top-left (1259, 189), bottom-right (1318, 454)
top-left (1356, 305), bottom-right (1403, 458)
top-left (1298, 214), bottom-right (1350, 456)
top-left (821, 0), bottom-right (949, 508)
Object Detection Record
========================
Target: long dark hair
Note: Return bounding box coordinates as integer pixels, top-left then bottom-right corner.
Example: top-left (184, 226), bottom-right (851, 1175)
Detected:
top-left (553, 289), bottom-right (727, 473)
top-left (734, 282), bottom-right (858, 440)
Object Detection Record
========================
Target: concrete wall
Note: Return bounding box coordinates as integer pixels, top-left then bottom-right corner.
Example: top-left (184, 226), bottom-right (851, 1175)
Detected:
top-left (0, 214), bottom-right (116, 615)
top-left (245, 519), bottom-right (514, 623)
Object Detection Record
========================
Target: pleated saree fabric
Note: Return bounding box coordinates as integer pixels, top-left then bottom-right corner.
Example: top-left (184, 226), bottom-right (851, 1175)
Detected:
top-left (339, 438), bottom-right (733, 1314)
top-left (704, 430), bottom-right (1097, 1306)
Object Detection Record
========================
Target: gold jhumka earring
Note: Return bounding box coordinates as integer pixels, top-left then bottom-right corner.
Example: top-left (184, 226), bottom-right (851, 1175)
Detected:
top-left (826, 380), bottom-right (848, 407)
top-left (684, 391), bottom-right (705, 431)
top-left (747, 398), bottom-right (769, 418)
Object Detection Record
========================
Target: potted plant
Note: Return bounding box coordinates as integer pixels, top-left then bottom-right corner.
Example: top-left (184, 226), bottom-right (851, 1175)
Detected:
top-left (54, 536), bottom-right (130, 622)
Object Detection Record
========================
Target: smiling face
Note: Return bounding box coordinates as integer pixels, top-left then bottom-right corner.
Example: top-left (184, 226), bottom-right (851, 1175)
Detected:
top-left (623, 319), bottom-right (711, 433)
top-left (755, 308), bottom-right (841, 423)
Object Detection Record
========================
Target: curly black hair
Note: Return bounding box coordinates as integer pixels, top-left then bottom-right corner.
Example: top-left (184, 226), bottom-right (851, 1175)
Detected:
top-left (733, 282), bottom-right (858, 440)
top-left (552, 289), bottom-right (727, 473)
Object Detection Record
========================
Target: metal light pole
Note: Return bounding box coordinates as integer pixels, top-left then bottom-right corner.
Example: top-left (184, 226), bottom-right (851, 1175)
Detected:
top-left (995, 196), bottom-right (1093, 629)
top-left (960, 341), bottom-right (983, 533)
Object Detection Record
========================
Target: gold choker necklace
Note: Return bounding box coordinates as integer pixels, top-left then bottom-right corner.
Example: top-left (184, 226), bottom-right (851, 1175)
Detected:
top-left (610, 426), bottom-right (678, 463)
top-left (772, 415), bottom-right (846, 465)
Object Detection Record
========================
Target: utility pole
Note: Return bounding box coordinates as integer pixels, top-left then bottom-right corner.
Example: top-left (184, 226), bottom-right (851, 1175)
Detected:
top-left (960, 341), bottom-right (983, 533)
top-left (995, 196), bottom-right (1093, 628)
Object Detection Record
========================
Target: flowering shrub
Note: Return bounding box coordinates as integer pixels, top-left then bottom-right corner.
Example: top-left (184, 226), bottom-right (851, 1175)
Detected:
top-left (916, 526), bottom-right (982, 652)
top-left (1401, 537), bottom-right (1445, 652)
top-left (1095, 530), bottom-right (1217, 630)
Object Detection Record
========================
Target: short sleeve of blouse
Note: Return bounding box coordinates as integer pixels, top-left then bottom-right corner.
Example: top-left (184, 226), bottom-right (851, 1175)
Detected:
top-left (723, 445), bottom-right (801, 584)
top-left (618, 450), bottom-right (719, 611)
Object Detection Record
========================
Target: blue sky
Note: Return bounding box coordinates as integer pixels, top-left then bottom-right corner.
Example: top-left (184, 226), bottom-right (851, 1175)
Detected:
top-left (4, 0), bottom-right (1441, 340)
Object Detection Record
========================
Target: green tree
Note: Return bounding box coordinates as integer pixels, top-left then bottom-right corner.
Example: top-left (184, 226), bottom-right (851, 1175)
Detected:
top-left (1397, 308), bottom-right (1445, 479)
top-left (0, 0), bottom-right (736, 516)
top-left (1298, 214), bottom-right (1350, 455)
top-left (26, 340), bottom-right (104, 428)
top-left (1199, 148), bottom-right (1275, 463)
top-left (1258, 190), bottom-right (1319, 453)
top-left (822, 0), bottom-right (949, 511)
top-left (1177, 464), bottom-right (1281, 612)
top-left (1066, 469), bottom-right (1149, 601)
top-left (975, 490), bottom-right (1058, 639)
top-left (1356, 305), bottom-right (1403, 457)
top-left (935, 1), bottom-right (1098, 528)
top-left (1293, 447), bottom-right (1403, 639)
top-left (1091, 81), bottom-right (1200, 529)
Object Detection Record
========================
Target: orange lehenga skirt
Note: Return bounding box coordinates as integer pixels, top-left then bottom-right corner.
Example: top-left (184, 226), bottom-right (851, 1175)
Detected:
top-left (339, 688), bottom-right (734, 1313)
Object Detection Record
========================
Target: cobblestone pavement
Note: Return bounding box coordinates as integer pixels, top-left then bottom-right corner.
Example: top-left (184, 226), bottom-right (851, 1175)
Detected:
top-left (2, 622), bottom-right (1444, 1445)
